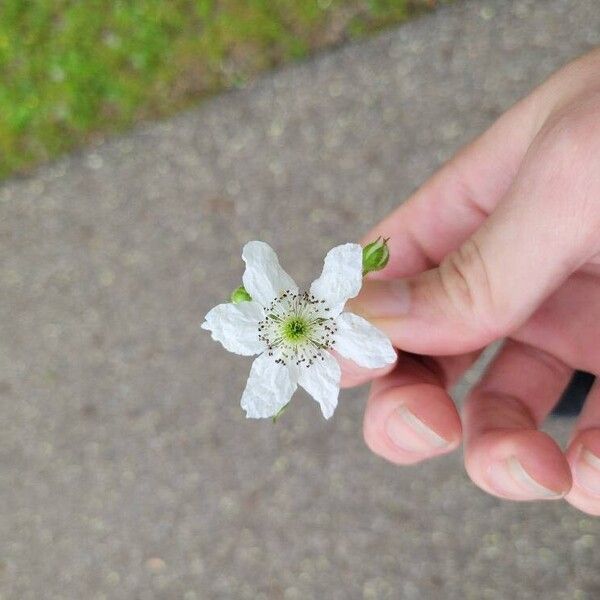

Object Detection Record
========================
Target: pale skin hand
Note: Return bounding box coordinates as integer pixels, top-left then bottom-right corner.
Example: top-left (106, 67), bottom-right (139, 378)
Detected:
top-left (338, 48), bottom-right (600, 515)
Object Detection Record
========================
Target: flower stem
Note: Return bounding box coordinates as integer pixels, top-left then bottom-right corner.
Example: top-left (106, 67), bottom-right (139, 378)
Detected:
top-left (272, 402), bottom-right (290, 423)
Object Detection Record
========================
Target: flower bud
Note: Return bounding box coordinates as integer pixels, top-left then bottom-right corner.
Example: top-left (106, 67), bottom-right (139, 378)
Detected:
top-left (362, 237), bottom-right (390, 275)
top-left (230, 285), bottom-right (252, 304)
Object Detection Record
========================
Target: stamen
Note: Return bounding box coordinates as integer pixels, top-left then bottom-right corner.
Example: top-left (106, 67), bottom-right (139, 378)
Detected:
top-left (257, 290), bottom-right (337, 368)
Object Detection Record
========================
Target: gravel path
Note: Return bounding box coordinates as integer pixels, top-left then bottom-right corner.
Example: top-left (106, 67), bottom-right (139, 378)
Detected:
top-left (1, 1), bottom-right (599, 598)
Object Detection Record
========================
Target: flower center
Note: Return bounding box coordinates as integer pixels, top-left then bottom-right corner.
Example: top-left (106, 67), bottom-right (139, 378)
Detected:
top-left (258, 290), bottom-right (337, 367)
top-left (282, 317), bottom-right (309, 342)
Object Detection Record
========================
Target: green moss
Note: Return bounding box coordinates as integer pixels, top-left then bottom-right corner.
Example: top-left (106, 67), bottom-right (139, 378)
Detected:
top-left (0, 0), bottom-right (441, 180)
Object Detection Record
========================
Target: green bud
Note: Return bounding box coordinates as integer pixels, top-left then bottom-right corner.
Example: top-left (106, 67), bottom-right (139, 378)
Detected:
top-left (362, 236), bottom-right (390, 275)
top-left (272, 402), bottom-right (290, 423)
top-left (230, 285), bottom-right (252, 304)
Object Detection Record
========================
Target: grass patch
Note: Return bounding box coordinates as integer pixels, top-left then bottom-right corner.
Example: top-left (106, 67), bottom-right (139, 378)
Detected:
top-left (0, 0), bottom-right (440, 180)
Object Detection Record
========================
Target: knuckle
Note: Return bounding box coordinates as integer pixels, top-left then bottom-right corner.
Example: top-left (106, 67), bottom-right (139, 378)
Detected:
top-left (464, 391), bottom-right (537, 433)
top-left (437, 238), bottom-right (501, 339)
top-left (534, 97), bottom-right (600, 244)
top-left (512, 343), bottom-right (571, 384)
top-left (539, 93), bottom-right (600, 165)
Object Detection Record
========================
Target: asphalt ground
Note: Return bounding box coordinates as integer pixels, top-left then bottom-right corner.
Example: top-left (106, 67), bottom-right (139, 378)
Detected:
top-left (1, 1), bottom-right (600, 598)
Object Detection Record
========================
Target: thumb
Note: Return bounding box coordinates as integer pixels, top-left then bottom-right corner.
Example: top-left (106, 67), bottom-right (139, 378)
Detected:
top-left (350, 125), bottom-right (598, 355)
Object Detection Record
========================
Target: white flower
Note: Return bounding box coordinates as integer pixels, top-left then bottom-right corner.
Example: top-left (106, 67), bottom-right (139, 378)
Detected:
top-left (201, 241), bottom-right (396, 419)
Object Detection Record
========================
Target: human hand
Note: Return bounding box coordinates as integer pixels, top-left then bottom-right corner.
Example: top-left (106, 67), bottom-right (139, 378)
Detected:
top-left (341, 48), bottom-right (600, 515)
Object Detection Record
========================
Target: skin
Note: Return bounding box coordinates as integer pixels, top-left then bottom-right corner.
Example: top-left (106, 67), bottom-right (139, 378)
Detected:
top-left (338, 48), bottom-right (600, 515)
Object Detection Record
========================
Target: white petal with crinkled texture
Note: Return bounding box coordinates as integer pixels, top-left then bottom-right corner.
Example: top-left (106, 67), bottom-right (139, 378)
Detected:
top-left (201, 301), bottom-right (265, 356)
top-left (242, 241), bottom-right (298, 307)
top-left (298, 352), bottom-right (341, 419)
top-left (241, 352), bottom-right (299, 418)
top-left (334, 312), bottom-right (396, 369)
top-left (310, 243), bottom-right (363, 315)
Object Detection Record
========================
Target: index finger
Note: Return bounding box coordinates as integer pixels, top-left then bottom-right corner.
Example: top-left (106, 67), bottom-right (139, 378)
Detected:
top-left (338, 95), bottom-right (535, 388)
top-left (361, 82), bottom-right (544, 281)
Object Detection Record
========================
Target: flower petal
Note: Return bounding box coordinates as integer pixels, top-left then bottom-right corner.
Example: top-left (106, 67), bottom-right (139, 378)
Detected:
top-left (334, 312), bottom-right (396, 369)
top-left (241, 352), bottom-right (298, 418)
top-left (242, 241), bottom-right (298, 307)
top-left (201, 301), bottom-right (265, 356)
top-left (310, 243), bottom-right (363, 315)
top-left (298, 352), bottom-right (341, 419)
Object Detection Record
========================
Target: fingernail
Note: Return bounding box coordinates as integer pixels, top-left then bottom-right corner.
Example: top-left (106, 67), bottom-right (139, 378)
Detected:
top-left (574, 447), bottom-right (600, 496)
top-left (487, 456), bottom-right (563, 499)
top-left (350, 279), bottom-right (410, 318)
top-left (380, 280), bottom-right (411, 316)
top-left (385, 405), bottom-right (449, 454)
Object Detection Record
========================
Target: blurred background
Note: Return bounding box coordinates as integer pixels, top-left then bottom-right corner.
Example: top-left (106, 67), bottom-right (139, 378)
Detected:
top-left (1, 1), bottom-right (599, 598)
top-left (0, 0), bottom-right (438, 181)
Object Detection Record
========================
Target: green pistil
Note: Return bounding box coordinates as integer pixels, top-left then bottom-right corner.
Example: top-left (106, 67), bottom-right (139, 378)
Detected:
top-left (282, 317), bottom-right (309, 342)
